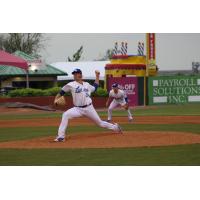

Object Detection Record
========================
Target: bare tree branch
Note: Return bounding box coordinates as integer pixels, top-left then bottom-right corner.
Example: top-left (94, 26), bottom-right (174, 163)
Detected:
top-left (0, 33), bottom-right (47, 58)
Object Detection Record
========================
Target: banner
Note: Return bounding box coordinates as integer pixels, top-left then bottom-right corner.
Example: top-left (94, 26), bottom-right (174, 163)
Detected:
top-left (147, 33), bottom-right (156, 60)
top-left (108, 77), bottom-right (138, 106)
top-left (146, 33), bottom-right (156, 76)
top-left (27, 59), bottom-right (46, 71)
top-left (148, 76), bottom-right (200, 104)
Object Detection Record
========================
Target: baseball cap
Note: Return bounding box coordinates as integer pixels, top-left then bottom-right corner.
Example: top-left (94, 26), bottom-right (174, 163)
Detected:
top-left (112, 83), bottom-right (119, 88)
top-left (72, 68), bottom-right (82, 74)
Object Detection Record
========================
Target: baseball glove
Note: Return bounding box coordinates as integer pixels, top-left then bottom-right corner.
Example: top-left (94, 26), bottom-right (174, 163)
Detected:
top-left (54, 96), bottom-right (66, 106)
top-left (122, 103), bottom-right (129, 110)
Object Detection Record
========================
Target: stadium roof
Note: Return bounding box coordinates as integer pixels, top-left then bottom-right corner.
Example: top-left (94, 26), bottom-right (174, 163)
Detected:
top-left (51, 61), bottom-right (110, 80)
top-left (0, 51), bottom-right (68, 77)
top-left (14, 50), bottom-right (38, 60)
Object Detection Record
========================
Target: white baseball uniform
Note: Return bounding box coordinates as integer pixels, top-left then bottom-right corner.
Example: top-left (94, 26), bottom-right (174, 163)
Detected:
top-left (108, 89), bottom-right (133, 121)
top-left (57, 81), bottom-right (119, 138)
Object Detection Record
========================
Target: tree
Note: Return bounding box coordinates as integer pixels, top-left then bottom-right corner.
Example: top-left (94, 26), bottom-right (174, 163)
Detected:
top-left (192, 62), bottom-right (199, 74)
top-left (67, 46), bottom-right (83, 62)
top-left (0, 33), bottom-right (46, 58)
top-left (95, 48), bottom-right (114, 61)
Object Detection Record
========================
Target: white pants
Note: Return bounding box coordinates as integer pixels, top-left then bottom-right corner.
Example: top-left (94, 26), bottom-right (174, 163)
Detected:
top-left (58, 104), bottom-right (119, 138)
top-left (108, 100), bottom-right (133, 121)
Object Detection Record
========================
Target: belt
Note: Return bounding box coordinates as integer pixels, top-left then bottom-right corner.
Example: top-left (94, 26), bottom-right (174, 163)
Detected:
top-left (75, 103), bottom-right (92, 108)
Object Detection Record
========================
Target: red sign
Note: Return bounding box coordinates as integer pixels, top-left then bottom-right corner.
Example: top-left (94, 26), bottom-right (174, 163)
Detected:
top-left (148, 33), bottom-right (155, 60)
top-left (27, 59), bottom-right (43, 66)
top-left (108, 77), bottom-right (138, 106)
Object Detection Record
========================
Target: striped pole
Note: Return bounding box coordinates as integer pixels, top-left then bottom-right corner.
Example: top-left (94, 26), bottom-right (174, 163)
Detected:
top-left (138, 42), bottom-right (144, 55)
top-left (141, 42), bottom-right (144, 55)
top-left (113, 42), bottom-right (118, 55)
top-left (121, 42), bottom-right (126, 55)
top-left (138, 42), bottom-right (142, 55)
top-left (125, 42), bottom-right (128, 55)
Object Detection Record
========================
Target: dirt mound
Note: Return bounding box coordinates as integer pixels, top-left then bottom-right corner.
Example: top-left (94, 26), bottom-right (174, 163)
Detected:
top-left (0, 131), bottom-right (200, 149)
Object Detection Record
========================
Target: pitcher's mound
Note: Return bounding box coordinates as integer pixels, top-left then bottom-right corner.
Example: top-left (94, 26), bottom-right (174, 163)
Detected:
top-left (0, 131), bottom-right (200, 149)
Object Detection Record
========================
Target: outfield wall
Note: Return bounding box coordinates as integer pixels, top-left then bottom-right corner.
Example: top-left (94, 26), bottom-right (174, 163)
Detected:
top-left (0, 96), bottom-right (108, 109)
top-left (148, 75), bottom-right (200, 105)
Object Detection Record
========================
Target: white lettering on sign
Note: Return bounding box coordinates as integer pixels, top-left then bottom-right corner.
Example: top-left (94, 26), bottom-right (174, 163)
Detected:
top-left (168, 95), bottom-right (187, 103)
top-left (28, 59), bottom-right (43, 66)
top-left (118, 84), bottom-right (135, 94)
top-left (158, 78), bottom-right (196, 87)
top-left (149, 34), bottom-right (155, 59)
top-left (153, 86), bottom-right (200, 96)
top-left (151, 77), bottom-right (200, 104)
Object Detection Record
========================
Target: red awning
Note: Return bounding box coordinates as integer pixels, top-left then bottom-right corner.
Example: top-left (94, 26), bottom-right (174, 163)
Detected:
top-left (0, 50), bottom-right (28, 71)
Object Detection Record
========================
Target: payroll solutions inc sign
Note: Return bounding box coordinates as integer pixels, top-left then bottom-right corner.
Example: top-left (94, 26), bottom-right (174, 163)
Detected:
top-left (148, 76), bottom-right (200, 104)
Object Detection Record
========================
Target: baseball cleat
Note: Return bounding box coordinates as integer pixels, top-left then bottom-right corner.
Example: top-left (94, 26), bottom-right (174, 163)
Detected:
top-left (115, 123), bottom-right (123, 134)
top-left (107, 119), bottom-right (112, 123)
top-left (128, 118), bottom-right (133, 122)
top-left (54, 136), bottom-right (65, 142)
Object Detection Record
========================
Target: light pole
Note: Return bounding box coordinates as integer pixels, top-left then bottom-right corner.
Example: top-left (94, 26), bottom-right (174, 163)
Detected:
top-left (26, 65), bottom-right (31, 88)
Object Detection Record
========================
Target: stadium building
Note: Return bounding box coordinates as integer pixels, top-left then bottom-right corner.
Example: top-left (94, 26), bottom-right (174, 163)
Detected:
top-left (0, 51), bottom-right (67, 90)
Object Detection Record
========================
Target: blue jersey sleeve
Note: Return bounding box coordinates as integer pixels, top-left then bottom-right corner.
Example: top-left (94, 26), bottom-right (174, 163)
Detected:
top-left (59, 90), bottom-right (65, 96)
top-left (93, 83), bottom-right (99, 92)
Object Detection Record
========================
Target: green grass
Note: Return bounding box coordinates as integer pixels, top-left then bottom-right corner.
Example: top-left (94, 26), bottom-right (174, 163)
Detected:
top-left (101, 103), bottom-right (200, 116)
top-left (0, 123), bottom-right (200, 142)
top-left (0, 112), bottom-right (61, 120)
top-left (123, 123), bottom-right (200, 134)
top-left (0, 127), bottom-right (57, 142)
top-left (0, 103), bottom-right (200, 165)
top-left (0, 144), bottom-right (200, 165)
top-left (0, 103), bottom-right (200, 120)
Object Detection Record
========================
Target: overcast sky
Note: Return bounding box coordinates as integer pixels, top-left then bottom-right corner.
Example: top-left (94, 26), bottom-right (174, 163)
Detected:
top-left (41, 33), bottom-right (200, 70)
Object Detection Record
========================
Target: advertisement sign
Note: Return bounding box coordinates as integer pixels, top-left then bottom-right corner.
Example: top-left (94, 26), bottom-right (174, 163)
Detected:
top-left (148, 76), bottom-right (200, 104)
top-left (27, 59), bottom-right (46, 71)
top-left (146, 33), bottom-right (156, 76)
top-left (147, 33), bottom-right (156, 60)
top-left (108, 77), bottom-right (138, 106)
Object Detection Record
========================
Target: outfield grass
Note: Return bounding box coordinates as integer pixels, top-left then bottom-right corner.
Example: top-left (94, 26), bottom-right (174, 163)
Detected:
top-left (100, 103), bottom-right (200, 116)
top-left (0, 144), bottom-right (200, 165)
top-left (0, 103), bottom-right (200, 120)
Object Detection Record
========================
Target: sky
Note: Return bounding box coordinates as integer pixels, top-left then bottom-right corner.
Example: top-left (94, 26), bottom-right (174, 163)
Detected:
top-left (41, 33), bottom-right (200, 70)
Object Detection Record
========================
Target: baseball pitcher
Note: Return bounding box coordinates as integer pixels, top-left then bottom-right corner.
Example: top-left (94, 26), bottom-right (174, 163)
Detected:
top-left (106, 83), bottom-right (133, 122)
top-left (54, 68), bottom-right (122, 142)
